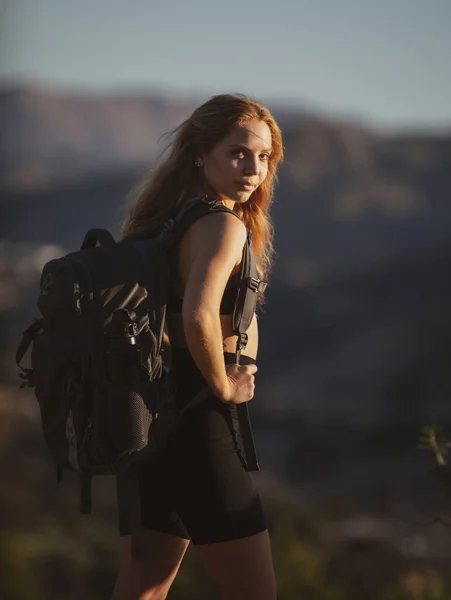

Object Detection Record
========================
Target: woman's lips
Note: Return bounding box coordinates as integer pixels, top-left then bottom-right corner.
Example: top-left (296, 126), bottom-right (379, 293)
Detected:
top-left (236, 182), bottom-right (255, 191)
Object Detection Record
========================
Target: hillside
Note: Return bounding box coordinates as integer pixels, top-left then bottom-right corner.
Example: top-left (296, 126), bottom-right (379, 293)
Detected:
top-left (2, 82), bottom-right (451, 599)
top-left (2, 83), bottom-right (451, 280)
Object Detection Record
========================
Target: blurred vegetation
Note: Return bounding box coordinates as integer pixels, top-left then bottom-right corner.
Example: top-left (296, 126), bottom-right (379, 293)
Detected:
top-left (420, 426), bottom-right (451, 470)
top-left (2, 410), bottom-right (451, 600)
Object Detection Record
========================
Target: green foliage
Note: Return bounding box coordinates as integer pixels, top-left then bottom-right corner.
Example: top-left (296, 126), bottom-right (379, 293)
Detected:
top-left (419, 425), bottom-right (451, 467)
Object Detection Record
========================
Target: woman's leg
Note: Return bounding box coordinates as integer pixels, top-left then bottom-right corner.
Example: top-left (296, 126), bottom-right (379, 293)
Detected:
top-left (171, 393), bottom-right (276, 599)
top-left (111, 530), bottom-right (190, 600)
top-left (113, 433), bottom-right (192, 600)
top-left (196, 530), bottom-right (277, 600)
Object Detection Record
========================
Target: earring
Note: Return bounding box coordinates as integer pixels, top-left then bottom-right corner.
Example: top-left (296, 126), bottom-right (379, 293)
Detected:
top-left (195, 158), bottom-right (202, 167)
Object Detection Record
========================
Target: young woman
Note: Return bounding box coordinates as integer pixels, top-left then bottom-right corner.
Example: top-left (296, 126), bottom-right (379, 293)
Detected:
top-left (112, 94), bottom-right (283, 600)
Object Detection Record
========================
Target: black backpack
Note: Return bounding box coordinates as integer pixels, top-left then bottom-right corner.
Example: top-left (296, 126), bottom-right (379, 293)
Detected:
top-left (16, 196), bottom-right (266, 537)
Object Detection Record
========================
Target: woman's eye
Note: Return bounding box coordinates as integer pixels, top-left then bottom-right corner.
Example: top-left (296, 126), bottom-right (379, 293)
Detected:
top-left (231, 150), bottom-right (270, 160)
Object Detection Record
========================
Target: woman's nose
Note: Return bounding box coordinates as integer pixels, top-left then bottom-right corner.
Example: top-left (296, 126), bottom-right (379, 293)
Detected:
top-left (243, 156), bottom-right (259, 175)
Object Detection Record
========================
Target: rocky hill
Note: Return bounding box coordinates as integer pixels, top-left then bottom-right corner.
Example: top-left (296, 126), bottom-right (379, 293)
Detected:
top-left (1, 81), bottom-right (451, 500)
top-left (2, 83), bottom-right (451, 598)
top-left (2, 83), bottom-right (451, 280)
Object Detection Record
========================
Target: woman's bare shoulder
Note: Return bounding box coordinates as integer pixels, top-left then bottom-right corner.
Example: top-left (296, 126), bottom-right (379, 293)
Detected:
top-left (188, 210), bottom-right (247, 256)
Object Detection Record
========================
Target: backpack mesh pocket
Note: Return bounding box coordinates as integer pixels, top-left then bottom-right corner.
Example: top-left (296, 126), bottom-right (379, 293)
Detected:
top-left (104, 382), bottom-right (155, 457)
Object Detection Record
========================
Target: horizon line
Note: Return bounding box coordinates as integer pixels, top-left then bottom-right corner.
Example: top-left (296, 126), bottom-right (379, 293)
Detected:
top-left (1, 75), bottom-right (451, 137)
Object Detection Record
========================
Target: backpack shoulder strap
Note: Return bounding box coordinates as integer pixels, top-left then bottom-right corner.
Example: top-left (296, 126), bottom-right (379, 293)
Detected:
top-left (163, 196), bottom-right (266, 356)
top-left (231, 229), bottom-right (266, 473)
top-left (232, 230), bottom-right (267, 360)
top-left (163, 197), bottom-right (265, 472)
top-left (162, 196), bottom-right (240, 248)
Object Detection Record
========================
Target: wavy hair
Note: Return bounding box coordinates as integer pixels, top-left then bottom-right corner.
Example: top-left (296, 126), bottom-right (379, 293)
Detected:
top-left (121, 93), bottom-right (284, 288)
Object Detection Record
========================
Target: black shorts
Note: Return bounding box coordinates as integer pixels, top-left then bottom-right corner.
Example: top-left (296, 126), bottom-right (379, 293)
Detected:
top-left (117, 351), bottom-right (266, 545)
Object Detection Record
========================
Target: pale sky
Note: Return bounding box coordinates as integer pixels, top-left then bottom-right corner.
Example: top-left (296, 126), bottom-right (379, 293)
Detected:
top-left (1, 0), bottom-right (450, 130)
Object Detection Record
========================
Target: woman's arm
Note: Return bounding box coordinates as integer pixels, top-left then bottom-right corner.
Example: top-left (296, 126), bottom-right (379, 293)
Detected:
top-left (182, 211), bottom-right (247, 400)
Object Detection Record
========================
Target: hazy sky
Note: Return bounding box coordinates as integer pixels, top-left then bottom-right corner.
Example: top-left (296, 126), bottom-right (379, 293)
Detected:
top-left (1, 0), bottom-right (450, 130)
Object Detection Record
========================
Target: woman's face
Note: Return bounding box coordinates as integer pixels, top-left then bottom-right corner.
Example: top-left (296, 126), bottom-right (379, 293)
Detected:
top-left (198, 117), bottom-right (272, 208)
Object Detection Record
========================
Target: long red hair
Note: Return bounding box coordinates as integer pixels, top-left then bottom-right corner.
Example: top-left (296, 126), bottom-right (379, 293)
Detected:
top-left (121, 94), bottom-right (284, 289)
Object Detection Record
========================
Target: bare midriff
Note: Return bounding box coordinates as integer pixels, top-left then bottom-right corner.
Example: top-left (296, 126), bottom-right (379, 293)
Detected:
top-left (166, 312), bottom-right (259, 361)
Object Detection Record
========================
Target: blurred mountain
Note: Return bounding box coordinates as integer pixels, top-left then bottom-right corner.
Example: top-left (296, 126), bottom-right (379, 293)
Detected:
top-left (1, 80), bottom-right (451, 507)
top-left (2, 82), bottom-right (451, 280)
top-left (0, 82), bottom-right (196, 190)
top-left (2, 81), bottom-right (451, 600)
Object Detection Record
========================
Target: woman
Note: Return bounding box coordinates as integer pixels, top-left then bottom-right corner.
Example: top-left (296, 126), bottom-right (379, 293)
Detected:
top-left (112, 94), bottom-right (283, 600)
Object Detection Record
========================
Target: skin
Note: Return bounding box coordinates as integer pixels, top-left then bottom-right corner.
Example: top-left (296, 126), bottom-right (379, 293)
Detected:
top-left (166, 116), bottom-right (272, 373)
top-left (198, 117), bottom-right (271, 356)
top-left (111, 117), bottom-right (277, 600)
top-left (198, 116), bottom-right (272, 212)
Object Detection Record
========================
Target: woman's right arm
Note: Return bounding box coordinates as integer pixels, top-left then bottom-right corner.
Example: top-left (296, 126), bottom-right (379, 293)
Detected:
top-left (181, 212), bottom-right (257, 404)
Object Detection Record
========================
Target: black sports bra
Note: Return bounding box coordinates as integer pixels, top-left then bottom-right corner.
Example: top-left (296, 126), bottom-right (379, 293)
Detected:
top-left (167, 271), bottom-right (241, 316)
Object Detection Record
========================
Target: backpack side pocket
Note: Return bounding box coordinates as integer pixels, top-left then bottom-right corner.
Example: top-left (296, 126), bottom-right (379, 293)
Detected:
top-left (31, 331), bottom-right (88, 472)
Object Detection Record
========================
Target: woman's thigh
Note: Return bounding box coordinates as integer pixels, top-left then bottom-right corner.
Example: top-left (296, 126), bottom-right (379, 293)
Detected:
top-left (171, 398), bottom-right (267, 545)
top-left (196, 530), bottom-right (277, 600)
top-left (112, 531), bottom-right (190, 600)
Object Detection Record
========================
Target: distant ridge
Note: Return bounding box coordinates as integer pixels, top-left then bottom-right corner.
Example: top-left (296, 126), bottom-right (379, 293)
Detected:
top-left (1, 80), bottom-right (451, 280)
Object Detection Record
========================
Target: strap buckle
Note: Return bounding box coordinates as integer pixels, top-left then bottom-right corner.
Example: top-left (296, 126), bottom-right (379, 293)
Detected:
top-left (235, 332), bottom-right (248, 364)
top-left (246, 277), bottom-right (267, 294)
top-left (159, 218), bottom-right (175, 235)
top-left (238, 332), bottom-right (248, 350)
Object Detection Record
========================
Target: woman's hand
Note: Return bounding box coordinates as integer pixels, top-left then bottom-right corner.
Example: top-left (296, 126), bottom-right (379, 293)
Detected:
top-left (219, 363), bottom-right (258, 404)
